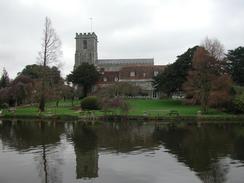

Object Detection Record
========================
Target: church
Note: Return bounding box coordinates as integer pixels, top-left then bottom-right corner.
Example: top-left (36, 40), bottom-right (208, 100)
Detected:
top-left (74, 32), bottom-right (165, 98)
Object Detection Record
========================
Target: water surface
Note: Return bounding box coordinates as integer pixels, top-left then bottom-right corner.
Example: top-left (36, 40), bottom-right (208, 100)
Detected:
top-left (0, 120), bottom-right (244, 183)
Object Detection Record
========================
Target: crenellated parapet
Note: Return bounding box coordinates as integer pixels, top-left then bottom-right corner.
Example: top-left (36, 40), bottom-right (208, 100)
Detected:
top-left (75, 32), bottom-right (97, 40)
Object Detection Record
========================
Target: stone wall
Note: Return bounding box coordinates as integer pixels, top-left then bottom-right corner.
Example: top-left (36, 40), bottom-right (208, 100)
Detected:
top-left (75, 33), bottom-right (98, 67)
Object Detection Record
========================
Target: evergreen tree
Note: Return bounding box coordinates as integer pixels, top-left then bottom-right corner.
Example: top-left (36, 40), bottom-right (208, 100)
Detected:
top-left (67, 63), bottom-right (100, 97)
top-left (0, 68), bottom-right (10, 89)
top-left (153, 46), bottom-right (198, 96)
top-left (226, 46), bottom-right (244, 86)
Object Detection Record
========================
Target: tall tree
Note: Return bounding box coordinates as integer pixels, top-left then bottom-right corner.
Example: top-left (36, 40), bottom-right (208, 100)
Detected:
top-left (0, 68), bottom-right (10, 89)
top-left (37, 17), bottom-right (62, 112)
top-left (226, 46), bottom-right (244, 86)
top-left (67, 63), bottom-right (100, 98)
top-left (153, 46), bottom-right (198, 96)
top-left (183, 47), bottom-right (232, 113)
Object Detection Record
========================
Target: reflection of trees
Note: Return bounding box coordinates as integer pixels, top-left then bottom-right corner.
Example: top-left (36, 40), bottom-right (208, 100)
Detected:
top-left (0, 120), bottom-right (64, 183)
top-left (231, 128), bottom-right (244, 162)
top-left (2, 120), bottom-right (244, 183)
top-left (96, 122), bottom-right (160, 153)
top-left (70, 123), bottom-right (98, 179)
top-left (199, 160), bottom-right (228, 183)
top-left (152, 124), bottom-right (235, 183)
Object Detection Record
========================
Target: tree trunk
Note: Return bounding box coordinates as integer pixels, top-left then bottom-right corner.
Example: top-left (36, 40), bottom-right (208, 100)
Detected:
top-left (39, 66), bottom-right (46, 112)
top-left (39, 93), bottom-right (45, 112)
top-left (83, 86), bottom-right (88, 98)
top-left (201, 87), bottom-right (209, 114)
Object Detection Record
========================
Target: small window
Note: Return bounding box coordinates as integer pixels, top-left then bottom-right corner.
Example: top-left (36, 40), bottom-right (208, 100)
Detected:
top-left (143, 73), bottom-right (146, 77)
top-left (103, 77), bottom-right (107, 82)
top-left (130, 71), bottom-right (135, 77)
top-left (154, 71), bottom-right (159, 76)
top-left (83, 40), bottom-right (87, 49)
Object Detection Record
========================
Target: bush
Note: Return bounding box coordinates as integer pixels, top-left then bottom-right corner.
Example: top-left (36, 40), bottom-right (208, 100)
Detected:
top-left (81, 96), bottom-right (99, 110)
top-left (225, 93), bottom-right (244, 114)
top-left (0, 102), bottom-right (9, 109)
top-left (99, 97), bottom-right (130, 115)
top-left (233, 94), bottom-right (244, 113)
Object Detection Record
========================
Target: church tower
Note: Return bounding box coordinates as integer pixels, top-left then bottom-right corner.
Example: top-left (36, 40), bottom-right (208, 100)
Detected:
top-left (75, 32), bottom-right (98, 67)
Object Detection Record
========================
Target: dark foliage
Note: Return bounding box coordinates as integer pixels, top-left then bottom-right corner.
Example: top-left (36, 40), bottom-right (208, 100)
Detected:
top-left (226, 46), bottom-right (244, 86)
top-left (81, 96), bottom-right (99, 110)
top-left (153, 46), bottom-right (198, 96)
top-left (21, 64), bottom-right (62, 85)
top-left (67, 63), bottom-right (100, 97)
top-left (0, 68), bottom-right (10, 89)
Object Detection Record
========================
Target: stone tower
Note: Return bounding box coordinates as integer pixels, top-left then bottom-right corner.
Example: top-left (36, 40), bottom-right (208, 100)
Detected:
top-left (75, 32), bottom-right (98, 67)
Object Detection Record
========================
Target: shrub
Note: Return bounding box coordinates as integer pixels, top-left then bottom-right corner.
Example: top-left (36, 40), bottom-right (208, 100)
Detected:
top-left (225, 86), bottom-right (244, 114)
top-left (225, 93), bottom-right (244, 114)
top-left (99, 97), bottom-right (130, 115)
top-left (0, 102), bottom-right (9, 109)
top-left (233, 94), bottom-right (244, 113)
top-left (81, 96), bottom-right (99, 110)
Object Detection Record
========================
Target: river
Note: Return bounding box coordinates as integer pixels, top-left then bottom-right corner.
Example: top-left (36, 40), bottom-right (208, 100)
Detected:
top-left (0, 120), bottom-right (244, 183)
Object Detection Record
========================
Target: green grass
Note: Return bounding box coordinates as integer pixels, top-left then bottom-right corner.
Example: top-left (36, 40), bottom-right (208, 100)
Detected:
top-left (1, 98), bottom-right (228, 118)
top-left (127, 99), bottom-right (226, 116)
top-left (3, 100), bottom-right (81, 117)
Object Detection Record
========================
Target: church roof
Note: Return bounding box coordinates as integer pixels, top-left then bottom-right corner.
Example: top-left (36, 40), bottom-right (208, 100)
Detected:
top-left (97, 58), bottom-right (154, 65)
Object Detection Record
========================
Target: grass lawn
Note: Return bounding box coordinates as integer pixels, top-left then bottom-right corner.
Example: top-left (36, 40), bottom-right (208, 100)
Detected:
top-left (1, 98), bottom-right (227, 117)
top-left (3, 100), bottom-right (81, 117)
top-left (127, 99), bottom-right (226, 116)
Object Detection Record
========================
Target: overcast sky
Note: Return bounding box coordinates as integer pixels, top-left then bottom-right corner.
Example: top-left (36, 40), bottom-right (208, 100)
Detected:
top-left (0, 0), bottom-right (244, 78)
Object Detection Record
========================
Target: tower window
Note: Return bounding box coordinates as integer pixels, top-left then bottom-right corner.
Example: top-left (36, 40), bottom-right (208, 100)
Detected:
top-left (83, 40), bottom-right (87, 49)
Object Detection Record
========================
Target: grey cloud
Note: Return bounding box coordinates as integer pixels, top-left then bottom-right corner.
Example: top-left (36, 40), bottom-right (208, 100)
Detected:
top-left (0, 0), bottom-right (244, 78)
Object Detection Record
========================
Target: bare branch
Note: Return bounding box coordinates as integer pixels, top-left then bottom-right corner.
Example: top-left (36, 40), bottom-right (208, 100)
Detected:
top-left (37, 17), bottom-right (63, 67)
top-left (201, 37), bottom-right (225, 61)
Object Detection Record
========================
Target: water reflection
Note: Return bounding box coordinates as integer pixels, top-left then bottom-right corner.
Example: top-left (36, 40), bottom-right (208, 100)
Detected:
top-left (0, 121), bottom-right (244, 183)
top-left (0, 120), bottom-right (64, 183)
top-left (70, 123), bottom-right (98, 179)
top-left (153, 124), bottom-right (232, 183)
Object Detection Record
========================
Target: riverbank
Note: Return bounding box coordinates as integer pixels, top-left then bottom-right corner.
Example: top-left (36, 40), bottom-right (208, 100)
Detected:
top-left (1, 113), bottom-right (244, 123)
top-left (1, 99), bottom-right (244, 122)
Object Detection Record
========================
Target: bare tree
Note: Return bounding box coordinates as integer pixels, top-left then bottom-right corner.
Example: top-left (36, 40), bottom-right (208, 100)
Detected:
top-left (37, 17), bottom-right (62, 112)
top-left (201, 37), bottom-right (225, 61)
